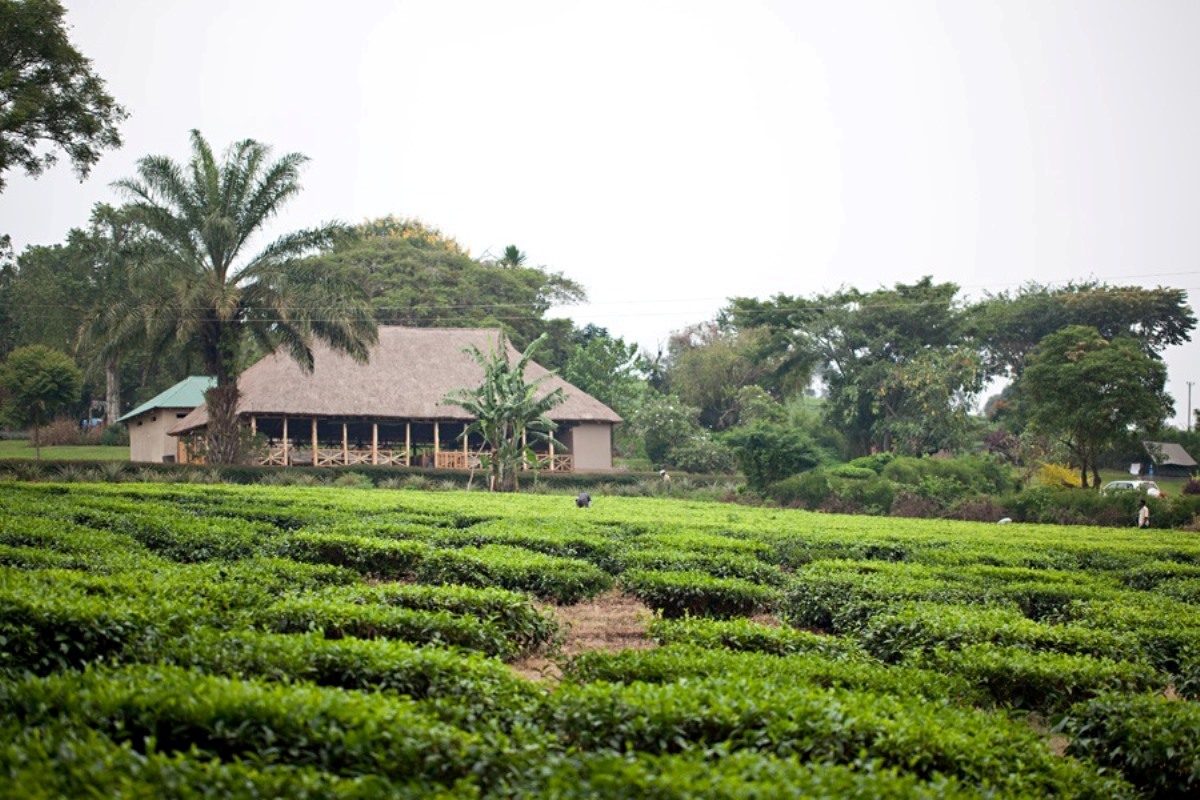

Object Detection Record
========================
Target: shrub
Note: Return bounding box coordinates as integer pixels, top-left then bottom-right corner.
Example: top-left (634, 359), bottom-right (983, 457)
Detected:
top-left (563, 644), bottom-right (974, 703)
top-left (0, 591), bottom-right (177, 675)
top-left (723, 422), bottom-right (827, 492)
top-left (270, 531), bottom-right (428, 579)
top-left (255, 596), bottom-right (519, 659)
top-left (1062, 692), bottom-right (1200, 797)
top-left (34, 418), bottom-right (97, 447)
top-left (157, 628), bottom-right (541, 708)
top-left (511, 751), bottom-right (980, 800)
top-left (1035, 463), bottom-right (1084, 489)
top-left (847, 452), bottom-right (895, 474)
top-left (0, 723), bottom-right (429, 800)
top-left (908, 644), bottom-right (1163, 714)
top-left (327, 583), bottom-right (561, 653)
top-left (945, 494), bottom-right (1009, 522)
top-left (647, 616), bottom-right (864, 659)
top-left (538, 679), bottom-right (1129, 796)
top-left (889, 490), bottom-right (939, 519)
top-left (856, 602), bottom-right (1136, 664)
top-left (416, 545), bottom-right (613, 604)
top-left (0, 665), bottom-right (504, 788)
top-left (828, 464), bottom-right (877, 480)
top-left (620, 569), bottom-right (779, 619)
top-left (669, 437), bottom-right (737, 474)
top-left (99, 423), bottom-right (129, 446)
top-left (766, 470), bottom-right (831, 508)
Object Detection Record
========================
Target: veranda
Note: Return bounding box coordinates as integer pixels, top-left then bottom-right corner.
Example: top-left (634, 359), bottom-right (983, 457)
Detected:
top-left (178, 415), bottom-right (574, 472)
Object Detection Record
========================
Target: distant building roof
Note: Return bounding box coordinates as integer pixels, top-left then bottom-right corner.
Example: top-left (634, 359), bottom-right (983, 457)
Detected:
top-left (1142, 440), bottom-right (1198, 468)
top-left (118, 376), bottom-right (215, 423)
top-left (169, 327), bottom-right (622, 435)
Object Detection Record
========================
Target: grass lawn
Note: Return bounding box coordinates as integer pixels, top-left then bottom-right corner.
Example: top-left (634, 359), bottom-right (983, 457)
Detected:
top-left (0, 440), bottom-right (128, 461)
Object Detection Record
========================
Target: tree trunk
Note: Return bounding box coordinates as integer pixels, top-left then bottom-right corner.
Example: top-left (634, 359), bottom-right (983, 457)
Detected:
top-left (204, 382), bottom-right (242, 465)
top-left (105, 358), bottom-right (120, 426)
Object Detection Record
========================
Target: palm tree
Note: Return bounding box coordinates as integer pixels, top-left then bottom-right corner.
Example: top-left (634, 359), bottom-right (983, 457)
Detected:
top-left (443, 334), bottom-right (565, 491)
top-left (113, 130), bottom-right (377, 464)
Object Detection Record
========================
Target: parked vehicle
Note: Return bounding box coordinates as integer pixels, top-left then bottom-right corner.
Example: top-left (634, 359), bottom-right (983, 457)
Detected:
top-left (1100, 480), bottom-right (1162, 497)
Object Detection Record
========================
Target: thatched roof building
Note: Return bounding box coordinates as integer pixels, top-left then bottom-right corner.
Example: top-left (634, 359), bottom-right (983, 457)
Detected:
top-left (169, 327), bottom-right (622, 471)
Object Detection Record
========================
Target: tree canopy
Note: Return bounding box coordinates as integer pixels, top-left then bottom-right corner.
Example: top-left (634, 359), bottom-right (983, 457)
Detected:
top-left (310, 216), bottom-right (585, 349)
top-left (724, 277), bottom-right (974, 455)
top-left (0, 343), bottom-right (81, 456)
top-left (967, 282), bottom-right (1195, 378)
top-left (0, 0), bottom-right (127, 192)
top-left (1021, 326), bottom-right (1171, 487)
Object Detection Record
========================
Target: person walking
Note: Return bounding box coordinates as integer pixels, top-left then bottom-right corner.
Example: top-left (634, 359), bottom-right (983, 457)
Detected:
top-left (1136, 499), bottom-right (1150, 529)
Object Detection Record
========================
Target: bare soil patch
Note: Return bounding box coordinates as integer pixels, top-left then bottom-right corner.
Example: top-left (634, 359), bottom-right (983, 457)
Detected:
top-left (509, 590), bottom-right (656, 682)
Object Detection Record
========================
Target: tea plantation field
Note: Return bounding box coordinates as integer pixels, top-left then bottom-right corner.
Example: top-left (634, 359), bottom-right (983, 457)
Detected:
top-left (2, 481), bottom-right (1198, 798)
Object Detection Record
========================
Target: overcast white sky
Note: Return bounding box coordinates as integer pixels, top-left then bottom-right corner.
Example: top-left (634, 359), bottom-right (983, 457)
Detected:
top-left (2, 0), bottom-right (1198, 425)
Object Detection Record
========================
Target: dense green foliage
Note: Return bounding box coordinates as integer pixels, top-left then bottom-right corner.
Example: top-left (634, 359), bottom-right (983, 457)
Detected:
top-left (0, 0), bottom-right (127, 191)
top-left (111, 130), bottom-right (378, 463)
top-left (1023, 326), bottom-right (1171, 486)
top-left (0, 344), bottom-right (81, 455)
top-left (1, 481), bottom-right (1197, 796)
top-left (442, 334), bottom-right (565, 492)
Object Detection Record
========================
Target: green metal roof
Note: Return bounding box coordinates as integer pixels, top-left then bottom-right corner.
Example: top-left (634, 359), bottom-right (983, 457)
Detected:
top-left (118, 376), bottom-right (215, 423)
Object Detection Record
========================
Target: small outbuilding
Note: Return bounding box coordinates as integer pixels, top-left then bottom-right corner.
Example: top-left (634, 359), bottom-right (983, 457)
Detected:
top-left (118, 376), bottom-right (216, 463)
top-left (1141, 440), bottom-right (1198, 479)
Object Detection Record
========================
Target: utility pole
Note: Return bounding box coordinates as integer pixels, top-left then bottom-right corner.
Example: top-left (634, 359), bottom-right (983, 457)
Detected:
top-left (1189, 381), bottom-right (1195, 433)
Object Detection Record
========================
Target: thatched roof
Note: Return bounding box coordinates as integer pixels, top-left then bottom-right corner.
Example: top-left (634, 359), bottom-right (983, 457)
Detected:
top-left (170, 327), bottom-right (621, 435)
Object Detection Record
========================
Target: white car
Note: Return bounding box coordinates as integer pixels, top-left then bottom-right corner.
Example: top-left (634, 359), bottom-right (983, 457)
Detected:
top-left (1100, 480), bottom-right (1162, 497)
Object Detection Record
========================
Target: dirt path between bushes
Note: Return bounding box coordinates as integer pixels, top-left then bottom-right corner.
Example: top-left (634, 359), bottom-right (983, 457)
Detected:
top-left (509, 590), bottom-right (657, 682)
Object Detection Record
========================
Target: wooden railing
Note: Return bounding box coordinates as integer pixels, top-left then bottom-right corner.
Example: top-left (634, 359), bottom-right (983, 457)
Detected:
top-left (255, 446), bottom-right (569, 472)
top-left (257, 446), bottom-right (408, 467)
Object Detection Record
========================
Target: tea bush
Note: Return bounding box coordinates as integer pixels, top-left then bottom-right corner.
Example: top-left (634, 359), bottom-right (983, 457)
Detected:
top-left (620, 569), bottom-right (779, 619)
top-left (1062, 691), bottom-right (1200, 797)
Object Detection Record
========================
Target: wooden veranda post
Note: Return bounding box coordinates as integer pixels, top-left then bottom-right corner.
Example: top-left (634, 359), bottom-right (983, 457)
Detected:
top-left (405, 423), bottom-right (411, 465)
top-left (371, 423), bottom-right (378, 465)
top-left (282, 416), bottom-right (289, 464)
top-left (434, 422), bottom-right (440, 466)
top-left (342, 423), bottom-right (348, 464)
top-left (311, 419), bottom-right (318, 467)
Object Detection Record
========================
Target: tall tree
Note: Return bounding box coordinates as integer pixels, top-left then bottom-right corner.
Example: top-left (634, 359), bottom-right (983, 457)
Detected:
top-left (0, 0), bottom-right (127, 192)
top-left (74, 203), bottom-right (147, 424)
top-left (1021, 326), bottom-right (1171, 488)
top-left (663, 324), bottom-right (777, 431)
top-left (309, 216), bottom-right (584, 348)
top-left (561, 326), bottom-right (646, 417)
top-left (725, 277), bottom-right (976, 455)
top-left (442, 334), bottom-right (565, 492)
top-left (0, 344), bottom-right (81, 457)
top-left (968, 283), bottom-right (1195, 379)
top-left (113, 130), bottom-right (376, 464)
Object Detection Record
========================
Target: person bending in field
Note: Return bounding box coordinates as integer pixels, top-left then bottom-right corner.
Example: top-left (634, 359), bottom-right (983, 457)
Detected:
top-left (576, 492), bottom-right (591, 508)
